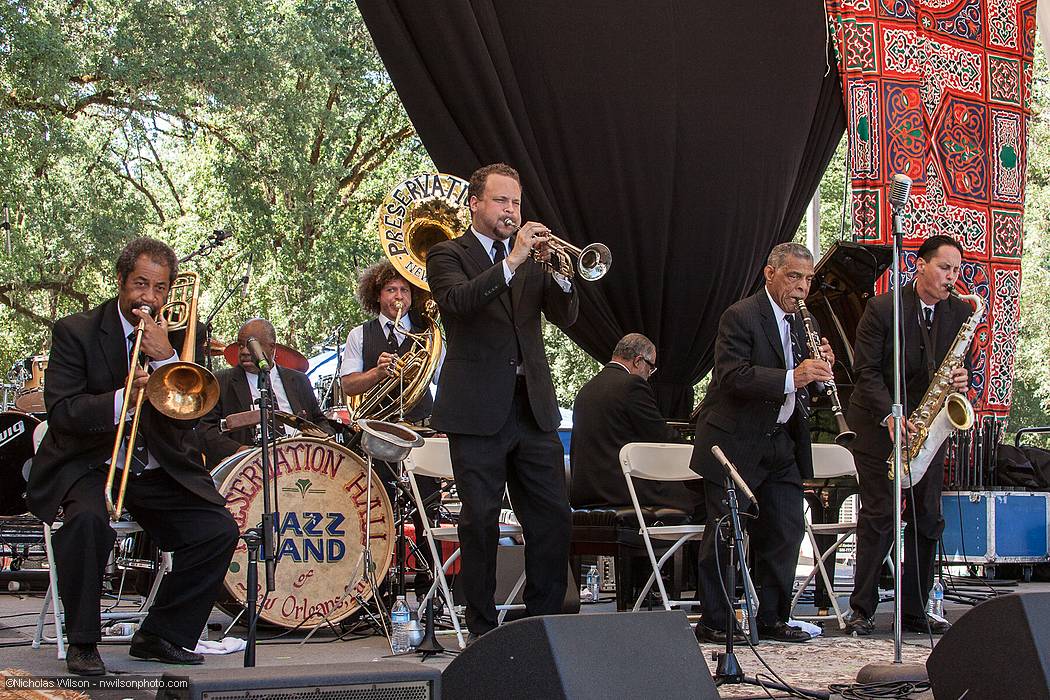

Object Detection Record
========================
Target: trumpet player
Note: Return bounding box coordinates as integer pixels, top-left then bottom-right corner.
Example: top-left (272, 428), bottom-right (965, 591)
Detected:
top-left (27, 238), bottom-right (238, 676)
top-left (426, 163), bottom-right (578, 642)
top-left (844, 234), bottom-right (971, 637)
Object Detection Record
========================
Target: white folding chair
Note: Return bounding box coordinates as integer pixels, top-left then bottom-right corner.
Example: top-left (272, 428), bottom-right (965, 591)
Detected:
top-left (791, 443), bottom-right (858, 629)
top-left (403, 438), bottom-right (525, 649)
top-left (33, 520), bottom-right (172, 659)
top-left (619, 442), bottom-right (704, 611)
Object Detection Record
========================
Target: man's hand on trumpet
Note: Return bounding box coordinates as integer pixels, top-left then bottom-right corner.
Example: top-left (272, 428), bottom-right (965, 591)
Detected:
top-left (375, 351), bottom-right (398, 378)
top-left (131, 307), bottom-right (175, 361)
top-left (507, 221), bottom-right (552, 270)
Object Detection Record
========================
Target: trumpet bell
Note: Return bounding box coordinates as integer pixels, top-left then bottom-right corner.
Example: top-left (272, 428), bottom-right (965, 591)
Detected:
top-left (577, 242), bottom-right (612, 281)
top-left (146, 362), bottom-right (220, 420)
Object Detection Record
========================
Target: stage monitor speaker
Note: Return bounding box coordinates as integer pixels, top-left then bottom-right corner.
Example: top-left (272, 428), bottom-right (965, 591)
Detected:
top-left (927, 592), bottom-right (1050, 700)
top-left (442, 610), bottom-right (717, 700)
top-left (157, 661), bottom-right (441, 700)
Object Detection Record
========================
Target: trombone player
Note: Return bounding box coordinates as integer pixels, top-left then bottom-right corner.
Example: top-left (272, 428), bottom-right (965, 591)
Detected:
top-left (27, 238), bottom-right (239, 676)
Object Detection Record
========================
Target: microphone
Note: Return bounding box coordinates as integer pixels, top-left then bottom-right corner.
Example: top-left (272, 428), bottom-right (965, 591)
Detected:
top-left (212, 229), bottom-right (232, 243)
top-left (710, 445), bottom-right (758, 512)
top-left (246, 337), bottom-right (271, 372)
top-left (888, 173), bottom-right (912, 211)
top-left (241, 251), bottom-right (253, 297)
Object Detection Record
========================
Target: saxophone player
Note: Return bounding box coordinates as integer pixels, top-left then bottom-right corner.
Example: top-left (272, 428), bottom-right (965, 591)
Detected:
top-left (843, 235), bottom-right (972, 636)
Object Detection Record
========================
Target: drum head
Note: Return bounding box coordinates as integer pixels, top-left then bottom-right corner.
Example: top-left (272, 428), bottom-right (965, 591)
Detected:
top-left (0, 412), bottom-right (40, 515)
top-left (212, 437), bottom-right (394, 629)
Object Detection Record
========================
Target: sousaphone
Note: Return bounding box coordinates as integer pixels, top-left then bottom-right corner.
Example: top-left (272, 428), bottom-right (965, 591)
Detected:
top-left (347, 173), bottom-right (470, 424)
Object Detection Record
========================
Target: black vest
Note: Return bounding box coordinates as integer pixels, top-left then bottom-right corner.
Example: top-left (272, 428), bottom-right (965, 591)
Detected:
top-left (361, 317), bottom-right (434, 423)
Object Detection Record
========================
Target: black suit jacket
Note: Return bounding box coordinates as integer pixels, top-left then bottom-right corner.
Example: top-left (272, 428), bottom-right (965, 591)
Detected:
top-left (426, 231), bottom-right (578, 435)
top-left (570, 363), bottom-right (701, 512)
top-left (27, 298), bottom-right (224, 524)
top-left (846, 283), bottom-right (973, 460)
top-left (200, 365), bottom-right (329, 467)
top-left (689, 290), bottom-right (817, 484)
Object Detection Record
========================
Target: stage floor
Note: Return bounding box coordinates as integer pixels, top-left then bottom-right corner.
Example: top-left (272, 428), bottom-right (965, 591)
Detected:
top-left (2, 576), bottom-right (1047, 698)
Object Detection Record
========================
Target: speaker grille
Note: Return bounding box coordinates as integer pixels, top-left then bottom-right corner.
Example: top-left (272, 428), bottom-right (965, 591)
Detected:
top-left (201, 680), bottom-right (432, 700)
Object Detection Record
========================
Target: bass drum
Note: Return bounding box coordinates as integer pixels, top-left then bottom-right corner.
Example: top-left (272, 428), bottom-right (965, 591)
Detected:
top-left (0, 412), bottom-right (41, 515)
top-left (211, 437), bottom-right (394, 629)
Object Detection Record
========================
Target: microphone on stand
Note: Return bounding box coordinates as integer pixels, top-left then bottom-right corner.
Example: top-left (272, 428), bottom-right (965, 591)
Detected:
top-left (710, 445), bottom-right (758, 514)
top-left (212, 229), bottom-right (232, 244)
top-left (889, 173), bottom-right (912, 211)
top-left (246, 337), bottom-right (271, 372)
top-left (241, 251), bottom-right (253, 298)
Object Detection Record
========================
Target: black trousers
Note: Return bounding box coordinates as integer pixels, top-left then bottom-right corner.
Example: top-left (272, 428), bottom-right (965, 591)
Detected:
top-left (697, 428), bottom-right (804, 629)
top-left (849, 446), bottom-right (945, 619)
top-left (447, 382), bottom-right (570, 634)
top-left (52, 467), bottom-right (239, 648)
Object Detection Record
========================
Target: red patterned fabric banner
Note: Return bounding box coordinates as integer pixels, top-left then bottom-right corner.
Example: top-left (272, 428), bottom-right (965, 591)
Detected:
top-left (827, 0), bottom-right (1037, 418)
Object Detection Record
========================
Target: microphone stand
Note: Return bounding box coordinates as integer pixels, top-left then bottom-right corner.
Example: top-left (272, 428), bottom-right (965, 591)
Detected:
top-left (243, 364), bottom-right (278, 667)
top-left (202, 252), bottom-right (252, 372)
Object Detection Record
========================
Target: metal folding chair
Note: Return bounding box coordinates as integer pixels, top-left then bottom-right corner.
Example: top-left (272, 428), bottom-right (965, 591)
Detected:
top-left (619, 442), bottom-right (704, 611)
top-left (791, 443), bottom-right (858, 629)
top-left (404, 438), bottom-right (525, 649)
top-left (33, 520), bottom-right (172, 659)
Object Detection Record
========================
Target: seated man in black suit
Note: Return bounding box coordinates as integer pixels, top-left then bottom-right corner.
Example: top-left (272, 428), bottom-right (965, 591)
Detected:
top-left (27, 237), bottom-right (239, 675)
top-left (200, 318), bottom-right (331, 467)
top-left (570, 333), bottom-right (702, 516)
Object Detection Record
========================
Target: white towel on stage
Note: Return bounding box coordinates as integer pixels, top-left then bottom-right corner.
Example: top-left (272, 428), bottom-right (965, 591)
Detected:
top-left (190, 637), bottom-right (247, 654)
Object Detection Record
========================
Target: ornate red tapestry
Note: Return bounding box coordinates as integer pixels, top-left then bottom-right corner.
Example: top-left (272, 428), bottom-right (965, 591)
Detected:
top-left (827, 0), bottom-right (1038, 418)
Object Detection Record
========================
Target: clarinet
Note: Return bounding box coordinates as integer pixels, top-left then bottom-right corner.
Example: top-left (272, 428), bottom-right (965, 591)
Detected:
top-left (796, 300), bottom-right (855, 446)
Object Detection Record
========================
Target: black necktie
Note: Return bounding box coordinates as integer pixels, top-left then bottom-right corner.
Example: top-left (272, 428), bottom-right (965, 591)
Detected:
top-left (126, 331), bottom-right (149, 474)
top-left (492, 240), bottom-right (507, 264)
top-left (787, 316), bottom-right (810, 420)
top-left (924, 307), bottom-right (934, 332)
top-left (385, 321), bottom-right (399, 350)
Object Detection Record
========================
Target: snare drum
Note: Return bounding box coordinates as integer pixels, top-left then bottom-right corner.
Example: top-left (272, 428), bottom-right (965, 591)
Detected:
top-left (14, 356), bottom-right (47, 413)
top-left (0, 411), bottom-right (41, 515)
top-left (212, 437), bottom-right (394, 629)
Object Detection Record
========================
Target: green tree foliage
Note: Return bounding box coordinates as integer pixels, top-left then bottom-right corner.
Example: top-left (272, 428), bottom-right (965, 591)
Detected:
top-left (0, 0), bottom-right (430, 376)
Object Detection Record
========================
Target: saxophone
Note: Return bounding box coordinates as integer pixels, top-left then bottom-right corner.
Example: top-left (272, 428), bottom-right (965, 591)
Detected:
top-left (888, 287), bottom-right (983, 488)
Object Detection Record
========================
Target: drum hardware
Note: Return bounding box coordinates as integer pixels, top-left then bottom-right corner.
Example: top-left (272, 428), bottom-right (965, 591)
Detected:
top-left (219, 408), bottom-right (328, 439)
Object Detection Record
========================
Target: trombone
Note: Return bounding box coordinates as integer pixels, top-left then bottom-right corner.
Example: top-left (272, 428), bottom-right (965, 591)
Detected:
top-left (501, 218), bottom-right (611, 281)
top-left (105, 305), bottom-right (152, 520)
top-left (105, 271), bottom-right (219, 520)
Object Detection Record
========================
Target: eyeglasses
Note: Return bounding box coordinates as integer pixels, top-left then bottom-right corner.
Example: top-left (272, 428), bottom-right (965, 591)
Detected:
top-left (639, 356), bottom-right (657, 375)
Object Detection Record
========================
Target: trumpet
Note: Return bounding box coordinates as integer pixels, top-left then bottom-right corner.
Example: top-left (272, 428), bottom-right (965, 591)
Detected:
top-left (796, 299), bottom-right (855, 446)
top-left (105, 305), bottom-right (152, 520)
top-left (501, 218), bottom-right (611, 281)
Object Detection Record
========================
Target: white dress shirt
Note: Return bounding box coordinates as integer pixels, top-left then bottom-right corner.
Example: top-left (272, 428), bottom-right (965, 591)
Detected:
top-left (764, 288), bottom-right (798, 424)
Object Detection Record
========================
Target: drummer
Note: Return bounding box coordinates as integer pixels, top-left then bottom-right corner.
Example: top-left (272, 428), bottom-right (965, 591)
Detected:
top-left (200, 318), bottom-right (331, 466)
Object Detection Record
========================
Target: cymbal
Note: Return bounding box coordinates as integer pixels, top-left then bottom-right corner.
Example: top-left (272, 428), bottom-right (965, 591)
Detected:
top-left (223, 342), bottom-right (310, 373)
top-left (273, 410), bottom-right (327, 438)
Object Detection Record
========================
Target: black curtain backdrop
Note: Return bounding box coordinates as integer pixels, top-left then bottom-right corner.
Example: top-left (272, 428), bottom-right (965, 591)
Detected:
top-left (357, 0), bottom-right (845, 417)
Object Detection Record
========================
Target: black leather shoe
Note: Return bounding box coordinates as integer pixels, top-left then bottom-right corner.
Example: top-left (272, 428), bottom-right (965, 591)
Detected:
top-left (694, 623), bottom-right (746, 644)
top-left (128, 630), bottom-right (203, 664)
top-left (757, 620), bottom-right (811, 643)
top-left (66, 643), bottom-right (106, 676)
top-left (901, 613), bottom-right (951, 635)
top-left (843, 610), bottom-right (875, 636)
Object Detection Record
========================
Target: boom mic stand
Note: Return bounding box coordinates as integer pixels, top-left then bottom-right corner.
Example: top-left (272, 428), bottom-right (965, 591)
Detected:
top-left (202, 250), bottom-right (253, 372)
top-left (243, 361), bottom-right (278, 667)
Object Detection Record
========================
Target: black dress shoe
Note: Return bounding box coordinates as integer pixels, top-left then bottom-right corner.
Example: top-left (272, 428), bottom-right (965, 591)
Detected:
top-left (757, 620), bottom-right (811, 643)
top-left (843, 610), bottom-right (875, 636)
top-left (128, 630), bottom-right (204, 664)
top-left (693, 623), bottom-right (746, 644)
top-left (66, 643), bottom-right (106, 676)
top-left (901, 613), bottom-right (951, 635)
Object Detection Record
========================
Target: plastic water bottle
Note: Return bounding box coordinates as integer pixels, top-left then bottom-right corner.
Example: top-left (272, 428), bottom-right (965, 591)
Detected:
top-left (929, 579), bottom-right (944, 617)
top-left (586, 565), bottom-right (600, 602)
top-left (390, 596), bottom-right (413, 653)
